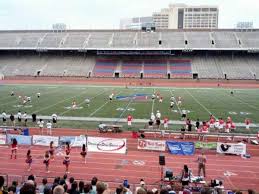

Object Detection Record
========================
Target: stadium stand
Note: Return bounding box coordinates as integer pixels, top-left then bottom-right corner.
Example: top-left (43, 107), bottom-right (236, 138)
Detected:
top-left (0, 30), bottom-right (259, 79)
top-left (121, 59), bottom-right (142, 77)
top-left (169, 59), bottom-right (193, 78)
top-left (93, 58), bottom-right (118, 77)
top-left (143, 59), bottom-right (167, 78)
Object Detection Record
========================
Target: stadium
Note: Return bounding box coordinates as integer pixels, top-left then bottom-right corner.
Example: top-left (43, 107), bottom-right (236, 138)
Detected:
top-left (0, 28), bottom-right (259, 193)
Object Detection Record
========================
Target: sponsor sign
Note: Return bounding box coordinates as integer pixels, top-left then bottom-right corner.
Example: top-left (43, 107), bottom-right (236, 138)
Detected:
top-left (167, 141), bottom-right (195, 155)
top-left (216, 142), bottom-right (246, 155)
top-left (195, 142), bottom-right (217, 150)
top-left (32, 135), bottom-right (59, 146)
top-left (59, 136), bottom-right (86, 147)
top-left (87, 137), bottom-right (127, 154)
top-left (0, 134), bottom-right (6, 144)
top-left (7, 134), bottom-right (32, 145)
top-left (138, 139), bottom-right (166, 151)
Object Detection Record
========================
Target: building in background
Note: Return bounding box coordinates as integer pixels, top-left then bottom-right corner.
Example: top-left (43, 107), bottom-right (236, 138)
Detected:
top-left (236, 22), bottom-right (253, 29)
top-left (152, 4), bottom-right (219, 29)
top-left (120, 17), bottom-right (154, 30)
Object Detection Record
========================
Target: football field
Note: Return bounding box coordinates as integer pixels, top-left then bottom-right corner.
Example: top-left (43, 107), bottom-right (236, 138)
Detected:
top-left (0, 84), bottom-right (259, 132)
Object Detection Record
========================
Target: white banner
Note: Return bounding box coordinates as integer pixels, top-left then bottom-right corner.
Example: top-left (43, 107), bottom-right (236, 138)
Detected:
top-left (217, 142), bottom-right (246, 155)
top-left (87, 137), bottom-right (127, 154)
top-left (138, 139), bottom-right (166, 151)
top-left (0, 134), bottom-right (6, 145)
top-left (32, 135), bottom-right (59, 146)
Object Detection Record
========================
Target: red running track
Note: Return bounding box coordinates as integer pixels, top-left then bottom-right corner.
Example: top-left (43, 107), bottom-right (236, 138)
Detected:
top-left (1, 128), bottom-right (259, 192)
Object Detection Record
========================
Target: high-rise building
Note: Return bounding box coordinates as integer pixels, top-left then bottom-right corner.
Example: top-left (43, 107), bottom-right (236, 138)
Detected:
top-left (152, 4), bottom-right (219, 29)
top-left (236, 22), bottom-right (253, 29)
top-left (120, 17), bottom-right (154, 30)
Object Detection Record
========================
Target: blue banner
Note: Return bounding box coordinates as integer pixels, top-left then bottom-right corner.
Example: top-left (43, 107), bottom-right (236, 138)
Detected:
top-left (7, 134), bottom-right (32, 145)
top-left (166, 141), bottom-right (195, 155)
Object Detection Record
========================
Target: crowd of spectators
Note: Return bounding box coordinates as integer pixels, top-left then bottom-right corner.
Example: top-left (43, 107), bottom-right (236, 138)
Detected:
top-left (0, 175), bottom-right (256, 194)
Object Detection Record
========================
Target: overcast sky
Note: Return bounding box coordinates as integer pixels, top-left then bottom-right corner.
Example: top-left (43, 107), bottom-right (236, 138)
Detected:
top-left (0, 0), bottom-right (258, 30)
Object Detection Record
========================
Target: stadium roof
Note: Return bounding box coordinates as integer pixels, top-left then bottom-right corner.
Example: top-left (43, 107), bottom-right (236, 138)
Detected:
top-left (0, 29), bottom-right (258, 51)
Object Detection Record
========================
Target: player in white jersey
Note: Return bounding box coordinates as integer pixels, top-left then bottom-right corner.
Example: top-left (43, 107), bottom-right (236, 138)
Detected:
top-left (52, 113), bottom-right (58, 127)
top-left (156, 110), bottom-right (161, 119)
top-left (27, 96), bottom-right (31, 102)
top-left (46, 121), bottom-right (52, 135)
top-left (170, 101), bottom-right (174, 109)
top-left (23, 112), bottom-right (27, 126)
top-left (2, 111), bottom-right (7, 123)
top-left (109, 93), bottom-right (114, 102)
top-left (37, 92), bottom-right (41, 98)
top-left (151, 112), bottom-right (155, 121)
top-left (85, 98), bottom-right (90, 107)
top-left (17, 111), bottom-right (22, 123)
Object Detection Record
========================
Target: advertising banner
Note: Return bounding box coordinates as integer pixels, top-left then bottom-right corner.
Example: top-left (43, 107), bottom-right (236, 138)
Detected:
top-left (217, 142), bottom-right (246, 155)
top-left (87, 137), bottom-right (127, 154)
top-left (0, 134), bottom-right (6, 145)
top-left (138, 139), bottom-right (166, 151)
top-left (195, 142), bottom-right (217, 150)
top-left (167, 141), bottom-right (195, 155)
top-left (32, 135), bottom-right (59, 146)
top-left (59, 136), bottom-right (86, 147)
top-left (7, 134), bottom-right (31, 145)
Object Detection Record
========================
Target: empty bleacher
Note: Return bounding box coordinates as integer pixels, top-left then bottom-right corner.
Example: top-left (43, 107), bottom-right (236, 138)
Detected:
top-left (93, 58), bottom-right (118, 77)
top-left (143, 59), bottom-right (167, 78)
top-left (169, 59), bottom-right (193, 78)
top-left (121, 60), bottom-right (142, 77)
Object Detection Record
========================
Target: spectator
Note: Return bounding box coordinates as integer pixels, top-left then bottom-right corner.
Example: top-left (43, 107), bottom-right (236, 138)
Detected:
top-left (137, 188), bottom-right (147, 194)
top-left (160, 189), bottom-right (169, 194)
top-left (53, 185), bottom-right (65, 194)
top-left (84, 183), bottom-right (92, 194)
top-left (43, 187), bottom-right (52, 194)
top-left (79, 181), bottom-right (84, 193)
top-left (91, 177), bottom-right (98, 194)
top-left (67, 177), bottom-right (75, 191)
top-left (96, 182), bottom-right (106, 194)
top-left (69, 181), bottom-right (80, 194)
top-left (38, 178), bottom-right (48, 194)
top-left (7, 185), bottom-right (16, 194)
top-left (0, 176), bottom-right (7, 194)
top-left (20, 183), bottom-right (36, 194)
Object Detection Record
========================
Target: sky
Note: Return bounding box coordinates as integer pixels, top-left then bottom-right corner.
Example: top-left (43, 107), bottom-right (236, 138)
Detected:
top-left (0, 0), bottom-right (258, 30)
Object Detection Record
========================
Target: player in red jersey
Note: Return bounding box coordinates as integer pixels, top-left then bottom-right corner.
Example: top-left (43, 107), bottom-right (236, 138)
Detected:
top-left (163, 117), bottom-right (169, 130)
top-left (43, 151), bottom-right (50, 173)
top-left (80, 144), bottom-right (87, 164)
top-left (65, 142), bottom-right (71, 155)
top-left (49, 141), bottom-right (55, 160)
top-left (10, 138), bottom-right (18, 159)
top-left (25, 149), bottom-right (32, 171)
top-left (63, 152), bottom-right (71, 174)
top-left (127, 114), bottom-right (133, 128)
top-left (245, 119), bottom-right (251, 130)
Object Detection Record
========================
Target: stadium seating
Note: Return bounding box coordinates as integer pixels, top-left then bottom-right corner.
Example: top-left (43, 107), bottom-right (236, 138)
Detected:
top-left (186, 32), bottom-right (212, 48)
top-left (38, 33), bottom-right (65, 48)
top-left (236, 31), bottom-right (259, 48)
top-left (137, 32), bottom-right (160, 47)
top-left (112, 32), bottom-right (136, 47)
top-left (213, 31), bottom-right (239, 48)
top-left (143, 59), bottom-right (167, 78)
top-left (93, 58), bottom-right (118, 77)
top-left (60, 32), bottom-right (89, 48)
top-left (87, 32), bottom-right (112, 48)
top-left (121, 60), bottom-right (142, 77)
top-left (169, 59), bottom-right (193, 78)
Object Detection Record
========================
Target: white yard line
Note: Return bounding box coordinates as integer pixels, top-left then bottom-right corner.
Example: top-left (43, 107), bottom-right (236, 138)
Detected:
top-left (151, 88), bottom-right (156, 114)
top-left (59, 90), bottom-right (107, 116)
top-left (170, 90), bottom-right (182, 115)
top-left (184, 88), bottom-right (217, 119)
top-left (88, 101), bottom-right (110, 117)
top-left (232, 96), bottom-right (259, 111)
top-left (34, 90), bottom-right (87, 114)
top-left (88, 91), bottom-right (123, 117)
top-left (2, 87), bottom-right (66, 112)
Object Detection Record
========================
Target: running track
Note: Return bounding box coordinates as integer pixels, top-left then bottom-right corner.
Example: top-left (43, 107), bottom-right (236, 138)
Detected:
top-left (1, 128), bottom-right (259, 192)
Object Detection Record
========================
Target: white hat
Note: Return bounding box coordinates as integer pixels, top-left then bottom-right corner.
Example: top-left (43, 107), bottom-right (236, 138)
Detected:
top-left (152, 188), bottom-right (158, 193)
top-left (140, 181), bottom-right (145, 185)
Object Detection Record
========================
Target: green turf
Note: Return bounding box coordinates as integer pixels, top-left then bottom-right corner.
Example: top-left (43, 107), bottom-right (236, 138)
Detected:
top-left (1, 84), bottom-right (259, 130)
